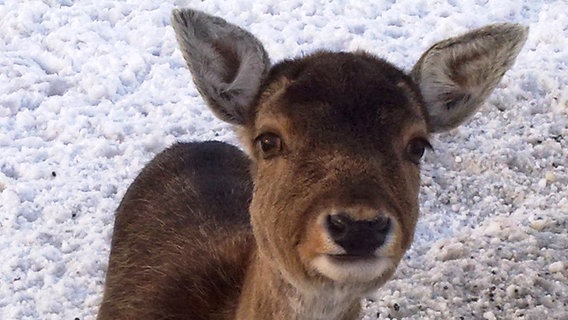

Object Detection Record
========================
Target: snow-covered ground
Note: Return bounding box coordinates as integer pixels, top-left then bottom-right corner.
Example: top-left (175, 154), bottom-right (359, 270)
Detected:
top-left (1, 0), bottom-right (566, 319)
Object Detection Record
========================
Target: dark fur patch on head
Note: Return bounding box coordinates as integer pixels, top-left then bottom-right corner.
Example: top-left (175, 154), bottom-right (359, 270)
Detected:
top-left (261, 51), bottom-right (426, 148)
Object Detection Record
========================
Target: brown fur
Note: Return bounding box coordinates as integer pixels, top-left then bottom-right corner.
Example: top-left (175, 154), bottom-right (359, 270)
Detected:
top-left (99, 50), bottom-right (424, 320)
top-left (98, 142), bottom-right (254, 319)
top-left (98, 9), bottom-right (528, 320)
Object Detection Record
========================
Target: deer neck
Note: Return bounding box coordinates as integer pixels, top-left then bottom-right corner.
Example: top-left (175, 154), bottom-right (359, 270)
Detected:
top-left (235, 250), bottom-right (361, 320)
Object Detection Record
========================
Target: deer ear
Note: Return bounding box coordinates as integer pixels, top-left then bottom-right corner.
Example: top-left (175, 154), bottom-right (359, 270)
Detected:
top-left (411, 23), bottom-right (528, 133)
top-left (171, 9), bottom-right (271, 125)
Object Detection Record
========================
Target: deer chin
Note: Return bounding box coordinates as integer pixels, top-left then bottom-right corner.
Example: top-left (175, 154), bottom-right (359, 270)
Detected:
top-left (311, 254), bottom-right (396, 283)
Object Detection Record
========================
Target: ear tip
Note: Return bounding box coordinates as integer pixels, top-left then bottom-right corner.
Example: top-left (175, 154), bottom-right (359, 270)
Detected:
top-left (518, 24), bottom-right (530, 42)
top-left (505, 23), bottom-right (530, 40)
top-left (171, 8), bottom-right (190, 29)
top-left (490, 23), bottom-right (530, 44)
top-left (171, 7), bottom-right (198, 17)
top-left (171, 8), bottom-right (208, 29)
top-left (509, 23), bottom-right (529, 33)
top-left (503, 23), bottom-right (530, 56)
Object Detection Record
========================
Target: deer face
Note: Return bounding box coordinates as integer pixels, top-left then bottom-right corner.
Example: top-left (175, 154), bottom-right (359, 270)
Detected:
top-left (242, 52), bottom-right (429, 288)
top-left (171, 8), bottom-right (527, 293)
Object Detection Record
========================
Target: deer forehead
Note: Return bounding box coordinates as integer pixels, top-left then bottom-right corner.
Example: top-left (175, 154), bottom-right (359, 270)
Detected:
top-left (253, 51), bottom-right (428, 150)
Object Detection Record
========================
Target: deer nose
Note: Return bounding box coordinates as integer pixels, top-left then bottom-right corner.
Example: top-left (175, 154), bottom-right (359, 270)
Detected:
top-left (325, 213), bottom-right (391, 256)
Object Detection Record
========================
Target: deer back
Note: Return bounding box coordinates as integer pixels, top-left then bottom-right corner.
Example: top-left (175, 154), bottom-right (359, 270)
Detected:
top-left (98, 142), bottom-right (254, 319)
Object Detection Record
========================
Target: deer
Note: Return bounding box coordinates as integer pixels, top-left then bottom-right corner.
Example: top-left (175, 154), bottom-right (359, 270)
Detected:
top-left (97, 8), bottom-right (528, 320)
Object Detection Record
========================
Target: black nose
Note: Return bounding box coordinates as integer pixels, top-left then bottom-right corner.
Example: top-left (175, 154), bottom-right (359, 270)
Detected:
top-left (325, 213), bottom-right (391, 256)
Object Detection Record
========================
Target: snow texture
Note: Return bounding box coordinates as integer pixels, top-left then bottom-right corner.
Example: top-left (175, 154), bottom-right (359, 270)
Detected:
top-left (1, 0), bottom-right (567, 319)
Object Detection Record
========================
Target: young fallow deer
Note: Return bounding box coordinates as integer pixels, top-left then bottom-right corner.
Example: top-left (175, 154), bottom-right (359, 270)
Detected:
top-left (98, 8), bottom-right (528, 320)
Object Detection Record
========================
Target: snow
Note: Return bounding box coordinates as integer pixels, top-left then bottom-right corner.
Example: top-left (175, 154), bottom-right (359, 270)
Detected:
top-left (0, 0), bottom-right (566, 319)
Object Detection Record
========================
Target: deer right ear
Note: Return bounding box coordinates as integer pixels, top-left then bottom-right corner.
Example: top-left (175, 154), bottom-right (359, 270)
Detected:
top-left (412, 23), bottom-right (528, 133)
top-left (171, 9), bottom-right (271, 125)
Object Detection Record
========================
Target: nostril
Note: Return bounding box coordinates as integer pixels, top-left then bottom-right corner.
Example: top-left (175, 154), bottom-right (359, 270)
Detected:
top-left (369, 216), bottom-right (391, 233)
top-left (326, 213), bottom-right (350, 240)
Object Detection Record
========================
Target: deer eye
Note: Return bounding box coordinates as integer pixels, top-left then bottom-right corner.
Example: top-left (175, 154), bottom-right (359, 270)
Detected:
top-left (255, 132), bottom-right (282, 158)
top-left (405, 138), bottom-right (432, 165)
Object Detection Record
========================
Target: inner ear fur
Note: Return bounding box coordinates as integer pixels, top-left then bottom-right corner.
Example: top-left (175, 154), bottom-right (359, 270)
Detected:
top-left (171, 9), bottom-right (271, 125)
top-left (412, 23), bottom-right (529, 133)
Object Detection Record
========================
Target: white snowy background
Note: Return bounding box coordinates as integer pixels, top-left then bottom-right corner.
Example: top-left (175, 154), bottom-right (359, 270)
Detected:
top-left (1, 0), bottom-right (567, 319)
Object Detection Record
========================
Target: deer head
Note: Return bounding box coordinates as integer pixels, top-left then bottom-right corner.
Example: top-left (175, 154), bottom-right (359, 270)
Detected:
top-left (171, 8), bottom-right (527, 299)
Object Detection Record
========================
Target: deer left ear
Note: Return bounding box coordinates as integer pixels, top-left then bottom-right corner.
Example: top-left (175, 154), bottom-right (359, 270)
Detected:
top-left (412, 23), bottom-right (528, 133)
top-left (171, 9), bottom-right (271, 126)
